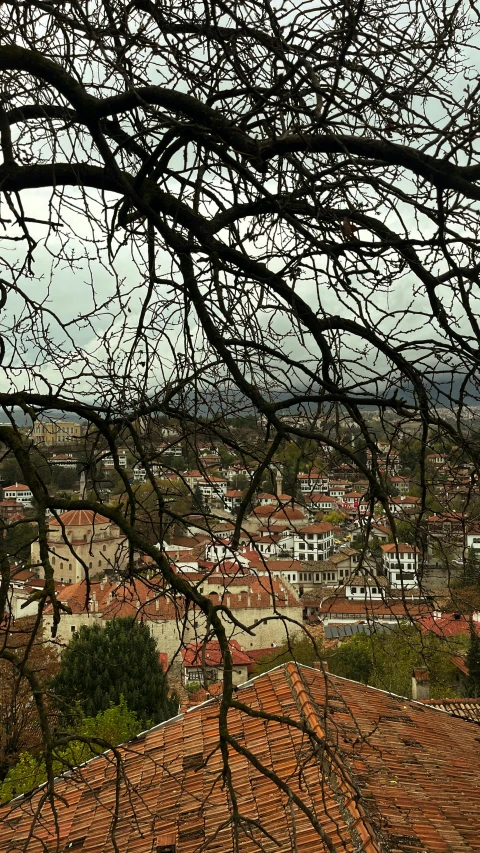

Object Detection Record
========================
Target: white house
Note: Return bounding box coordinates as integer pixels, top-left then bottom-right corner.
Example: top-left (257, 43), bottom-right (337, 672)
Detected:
top-left (181, 640), bottom-right (252, 687)
top-left (3, 483), bottom-right (33, 506)
top-left (328, 482), bottom-right (348, 498)
top-left (380, 543), bottom-right (419, 589)
top-left (247, 535), bottom-right (279, 558)
top-left (223, 490), bottom-right (243, 513)
top-left (344, 575), bottom-right (386, 600)
top-left (304, 494), bottom-right (339, 517)
top-left (388, 496), bottom-right (421, 515)
top-left (100, 449), bottom-right (127, 469)
top-left (390, 476), bottom-right (410, 495)
top-left (133, 461), bottom-right (162, 482)
top-left (256, 493), bottom-right (278, 505)
top-left (157, 443), bottom-right (183, 457)
top-left (292, 523), bottom-right (334, 562)
top-left (297, 470), bottom-right (329, 494)
top-left (204, 540), bottom-right (250, 566)
top-left (198, 476), bottom-right (227, 500)
top-left (467, 529), bottom-right (480, 554)
top-left (49, 453), bottom-right (78, 470)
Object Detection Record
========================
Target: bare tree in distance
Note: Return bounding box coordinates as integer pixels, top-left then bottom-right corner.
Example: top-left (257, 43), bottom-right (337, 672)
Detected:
top-left (1, 0), bottom-right (480, 848)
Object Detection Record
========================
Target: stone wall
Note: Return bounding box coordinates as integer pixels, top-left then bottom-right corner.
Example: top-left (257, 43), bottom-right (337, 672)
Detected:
top-left (43, 602), bottom-right (304, 660)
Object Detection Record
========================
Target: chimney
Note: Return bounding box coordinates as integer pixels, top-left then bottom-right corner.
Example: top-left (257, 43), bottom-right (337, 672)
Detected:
top-left (412, 667), bottom-right (429, 701)
top-left (313, 661), bottom-right (329, 672)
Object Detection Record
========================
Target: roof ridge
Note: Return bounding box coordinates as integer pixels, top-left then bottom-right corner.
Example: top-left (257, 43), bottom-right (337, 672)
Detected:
top-left (285, 662), bottom-right (381, 853)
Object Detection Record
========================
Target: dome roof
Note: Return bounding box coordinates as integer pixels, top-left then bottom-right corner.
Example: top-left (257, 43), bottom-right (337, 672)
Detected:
top-left (50, 509), bottom-right (110, 527)
top-left (272, 507), bottom-right (305, 520)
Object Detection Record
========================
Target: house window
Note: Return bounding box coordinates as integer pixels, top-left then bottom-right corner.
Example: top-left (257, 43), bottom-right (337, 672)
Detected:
top-left (51, 557), bottom-right (55, 565)
top-left (60, 562), bottom-right (63, 569)
top-left (315, 574), bottom-right (320, 582)
top-left (98, 560), bottom-right (102, 567)
top-left (351, 587), bottom-right (357, 593)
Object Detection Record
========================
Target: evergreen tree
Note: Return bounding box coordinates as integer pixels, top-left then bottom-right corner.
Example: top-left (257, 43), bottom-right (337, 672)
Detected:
top-left (51, 619), bottom-right (177, 725)
top-left (192, 484), bottom-right (205, 511)
top-left (463, 549), bottom-right (480, 588)
top-left (466, 625), bottom-right (480, 698)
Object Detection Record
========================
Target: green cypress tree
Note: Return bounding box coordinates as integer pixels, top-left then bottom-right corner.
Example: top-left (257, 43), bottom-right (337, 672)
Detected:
top-left (466, 624), bottom-right (480, 698)
top-left (51, 618), bottom-right (177, 726)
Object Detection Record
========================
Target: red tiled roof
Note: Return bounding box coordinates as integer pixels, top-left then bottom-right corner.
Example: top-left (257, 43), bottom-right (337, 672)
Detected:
top-left (450, 654), bottom-right (469, 676)
top-left (299, 522), bottom-right (334, 534)
top-left (422, 697), bottom-right (480, 723)
top-left (250, 505), bottom-right (277, 517)
top-left (3, 663), bottom-right (480, 852)
top-left (305, 494), bottom-right (337, 503)
top-left (418, 613), bottom-right (480, 638)
top-left (428, 511), bottom-right (465, 524)
top-left (262, 559), bottom-right (303, 573)
top-left (43, 574), bottom-right (300, 618)
top-left (3, 483), bottom-right (31, 491)
top-left (49, 509), bottom-right (110, 527)
top-left (315, 595), bottom-right (428, 618)
top-left (381, 543), bottom-right (417, 553)
top-left (271, 507), bottom-right (305, 520)
top-left (182, 640), bottom-right (253, 667)
top-left (371, 523), bottom-right (391, 533)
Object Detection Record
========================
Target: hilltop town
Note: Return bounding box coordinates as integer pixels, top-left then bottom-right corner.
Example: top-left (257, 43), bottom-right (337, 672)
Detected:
top-left (3, 410), bottom-right (480, 703)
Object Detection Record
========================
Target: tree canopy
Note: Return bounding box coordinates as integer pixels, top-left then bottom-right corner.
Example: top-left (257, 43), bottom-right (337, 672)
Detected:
top-left (51, 619), bottom-right (177, 726)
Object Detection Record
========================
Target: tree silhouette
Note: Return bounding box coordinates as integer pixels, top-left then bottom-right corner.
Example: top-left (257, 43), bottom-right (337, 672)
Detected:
top-left (1, 0), bottom-right (480, 848)
top-left (52, 619), bottom-right (176, 726)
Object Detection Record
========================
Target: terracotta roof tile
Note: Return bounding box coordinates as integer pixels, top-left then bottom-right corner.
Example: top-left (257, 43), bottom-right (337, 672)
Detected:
top-left (421, 697), bottom-right (480, 723)
top-left (298, 522), bottom-right (334, 534)
top-left (49, 509), bottom-right (110, 527)
top-left (3, 664), bottom-right (480, 852)
top-left (182, 640), bottom-right (253, 667)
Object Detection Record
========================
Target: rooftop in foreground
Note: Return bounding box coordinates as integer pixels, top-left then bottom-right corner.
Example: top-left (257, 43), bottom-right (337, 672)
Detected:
top-left (2, 662), bottom-right (480, 851)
